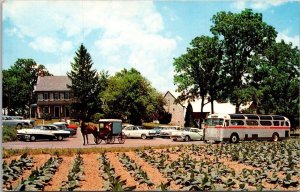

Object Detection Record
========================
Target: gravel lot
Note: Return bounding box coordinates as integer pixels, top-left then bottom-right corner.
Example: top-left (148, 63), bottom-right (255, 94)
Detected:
top-left (2, 132), bottom-right (204, 149)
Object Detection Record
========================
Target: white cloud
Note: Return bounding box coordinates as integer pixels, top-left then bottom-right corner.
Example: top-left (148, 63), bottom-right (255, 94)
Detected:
top-left (44, 55), bottom-right (73, 76)
top-left (231, 0), bottom-right (290, 10)
top-left (4, 1), bottom-right (178, 92)
top-left (276, 32), bottom-right (300, 48)
top-left (29, 37), bottom-right (73, 53)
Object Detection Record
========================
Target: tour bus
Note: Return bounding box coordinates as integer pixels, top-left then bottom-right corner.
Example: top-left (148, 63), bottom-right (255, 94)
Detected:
top-left (204, 114), bottom-right (290, 143)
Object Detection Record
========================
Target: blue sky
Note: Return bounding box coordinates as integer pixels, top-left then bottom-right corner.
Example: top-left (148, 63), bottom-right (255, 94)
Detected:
top-left (3, 0), bottom-right (299, 93)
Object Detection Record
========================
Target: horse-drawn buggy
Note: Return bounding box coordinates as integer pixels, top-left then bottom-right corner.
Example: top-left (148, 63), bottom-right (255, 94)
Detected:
top-left (95, 119), bottom-right (126, 144)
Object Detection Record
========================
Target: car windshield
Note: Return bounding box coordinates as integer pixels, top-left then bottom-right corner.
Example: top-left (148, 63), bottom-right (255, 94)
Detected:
top-left (206, 118), bottom-right (224, 126)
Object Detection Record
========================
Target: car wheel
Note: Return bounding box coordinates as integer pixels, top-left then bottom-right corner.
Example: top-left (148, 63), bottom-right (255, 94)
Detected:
top-left (184, 135), bottom-right (190, 142)
top-left (141, 134), bottom-right (147, 140)
top-left (57, 135), bottom-right (63, 141)
top-left (173, 138), bottom-right (177, 141)
top-left (30, 135), bottom-right (36, 141)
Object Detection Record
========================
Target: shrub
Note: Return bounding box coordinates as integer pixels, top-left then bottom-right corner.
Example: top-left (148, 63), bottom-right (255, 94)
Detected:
top-left (41, 113), bottom-right (52, 120)
top-left (3, 126), bottom-right (18, 142)
top-left (91, 113), bottom-right (104, 124)
top-left (158, 111), bottom-right (172, 124)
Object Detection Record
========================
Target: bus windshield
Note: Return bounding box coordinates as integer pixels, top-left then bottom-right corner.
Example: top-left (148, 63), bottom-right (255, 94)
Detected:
top-left (206, 118), bottom-right (224, 126)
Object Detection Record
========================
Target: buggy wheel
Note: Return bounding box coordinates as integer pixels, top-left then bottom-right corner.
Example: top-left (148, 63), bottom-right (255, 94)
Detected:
top-left (105, 134), bottom-right (112, 144)
top-left (118, 132), bottom-right (126, 144)
top-left (94, 137), bottom-right (102, 144)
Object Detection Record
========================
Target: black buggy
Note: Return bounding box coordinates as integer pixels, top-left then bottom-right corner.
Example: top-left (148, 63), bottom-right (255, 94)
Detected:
top-left (95, 119), bottom-right (126, 144)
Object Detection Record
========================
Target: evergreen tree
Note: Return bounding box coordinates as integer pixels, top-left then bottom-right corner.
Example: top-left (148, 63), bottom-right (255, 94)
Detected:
top-left (67, 44), bottom-right (100, 120)
top-left (184, 101), bottom-right (194, 127)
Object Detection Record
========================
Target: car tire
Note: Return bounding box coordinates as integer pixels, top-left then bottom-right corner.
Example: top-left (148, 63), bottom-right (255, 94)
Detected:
top-left (184, 135), bottom-right (190, 142)
top-left (141, 134), bottom-right (147, 140)
top-left (16, 124), bottom-right (22, 129)
top-left (30, 135), bottom-right (36, 141)
top-left (57, 135), bottom-right (63, 141)
top-left (173, 138), bottom-right (177, 141)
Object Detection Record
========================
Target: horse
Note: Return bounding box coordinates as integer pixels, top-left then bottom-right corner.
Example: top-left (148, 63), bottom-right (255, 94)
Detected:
top-left (80, 120), bottom-right (99, 145)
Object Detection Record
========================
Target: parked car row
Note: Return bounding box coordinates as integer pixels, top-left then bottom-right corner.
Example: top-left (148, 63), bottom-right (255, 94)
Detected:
top-left (15, 121), bottom-right (203, 142)
top-left (16, 122), bottom-right (78, 142)
top-left (122, 125), bottom-right (204, 141)
top-left (2, 115), bottom-right (35, 128)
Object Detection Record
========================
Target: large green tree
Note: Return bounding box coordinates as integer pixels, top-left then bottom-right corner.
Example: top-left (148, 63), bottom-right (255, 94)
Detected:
top-left (3, 59), bottom-right (51, 116)
top-left (174, 36), bottom-right (223, 123)
top-left (67, 44), bottom-right (100, 120)
top-left (250, 40), bottom-right (299, 127)
top-left (210, 8), bottom-right (277, 113)
top-left (102, 68), bottom-right (165, 125)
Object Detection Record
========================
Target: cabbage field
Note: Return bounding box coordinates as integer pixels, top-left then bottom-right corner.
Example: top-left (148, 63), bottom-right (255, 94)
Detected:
top-left (3, 139), bottom-right (300, 191)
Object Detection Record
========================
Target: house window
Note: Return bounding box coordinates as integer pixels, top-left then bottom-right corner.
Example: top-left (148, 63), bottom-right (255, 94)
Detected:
top-left (43, 93), bottom-right (49, 100)
top-left (54, 92), bottom-right (60, 100)
top-left (64, 92), bottom-right (70, 100)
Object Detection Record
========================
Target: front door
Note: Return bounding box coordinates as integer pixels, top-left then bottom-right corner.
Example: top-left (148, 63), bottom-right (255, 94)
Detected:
top-left (54, 106), bottom-right (60, 118)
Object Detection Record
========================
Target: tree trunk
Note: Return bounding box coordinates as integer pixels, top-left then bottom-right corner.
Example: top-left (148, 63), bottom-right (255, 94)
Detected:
top-left (211, 96), bottom-right (214, 114)
top-left (200, 95), bottom-right (205, 129)
top-left (235, 96), bottom-right (240, 113)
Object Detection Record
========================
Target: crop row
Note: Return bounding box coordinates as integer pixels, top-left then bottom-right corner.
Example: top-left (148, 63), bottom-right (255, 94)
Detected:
top-left (14, 156), bottom-right (62, 191)
top-left (204, 140), bottom-right (300, 180)
top-left (3, 140), bottom-right (300, 191)
top-left (2, 153), bottom-right (34, 189)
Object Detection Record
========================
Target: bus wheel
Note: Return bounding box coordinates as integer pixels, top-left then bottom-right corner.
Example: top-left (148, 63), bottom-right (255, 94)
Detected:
top-left (272, 133), bottom-right (279, 142)
top-left (230, 133), bottom-right (239, 143)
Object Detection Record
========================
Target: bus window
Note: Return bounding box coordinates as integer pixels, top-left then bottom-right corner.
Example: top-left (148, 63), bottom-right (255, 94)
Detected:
top-left (273, 121), bottom-right (279, 126)
top-left (285, 121), bottom-right (289, 126)
top-left (246, 120), bottom-right (258, 126)
top-left (206, 118), bottom-right (224, 126)
top-left (260, 121), bottom-right (272, 126)
top-left (230, 120), bottom-right (244, 126)
top-left (281, 121), bottom-right (284, 126)
top-left (225, 120), bottom-right (229, 126)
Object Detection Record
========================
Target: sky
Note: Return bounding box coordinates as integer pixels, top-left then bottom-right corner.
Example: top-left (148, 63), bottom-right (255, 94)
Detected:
top-left (2, 0), bottom-right (300, 93)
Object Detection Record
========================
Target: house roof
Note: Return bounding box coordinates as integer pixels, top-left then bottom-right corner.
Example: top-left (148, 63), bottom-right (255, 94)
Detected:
top-left (164, 91), bottom-right (185, 108)
top-left (35, 76), bottom-right (71, 92)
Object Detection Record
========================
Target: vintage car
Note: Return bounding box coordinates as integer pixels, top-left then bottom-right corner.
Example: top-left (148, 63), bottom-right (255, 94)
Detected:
top-left (53, 122), bottom-right (78, 131)
top-left (49, 124), bottom-right (76, 136)
top-left (171, 127), bottom-right (204, 142)
top-left (159, 126), bottom-right (181, 138)
top-left (2, 115), bottom-right (35, 128)
top-left (17, 125), bottom-right (70, 141)
top-left (122, 125), bottom-right (156, 139)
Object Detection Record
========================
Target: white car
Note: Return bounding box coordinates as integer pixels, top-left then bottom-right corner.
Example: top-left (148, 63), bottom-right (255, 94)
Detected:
top-left (160, 126), bottom-right (181, 138)
top-left (171, 127), bottom-right (204, 142)
top-left (123, 125), bottom-right (156, 139)
top-left (17, 125), bottom-right (70, 141)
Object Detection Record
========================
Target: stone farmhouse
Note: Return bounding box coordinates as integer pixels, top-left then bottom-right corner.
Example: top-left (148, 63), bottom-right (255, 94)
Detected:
top-left (34, 76), bottom-right (73, 119)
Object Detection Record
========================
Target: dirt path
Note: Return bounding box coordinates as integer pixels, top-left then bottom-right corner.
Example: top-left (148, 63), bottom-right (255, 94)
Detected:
top-left (79, 153), bottom-right (104, 191)
top-left (44, 156), bottom-right (74, 191)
